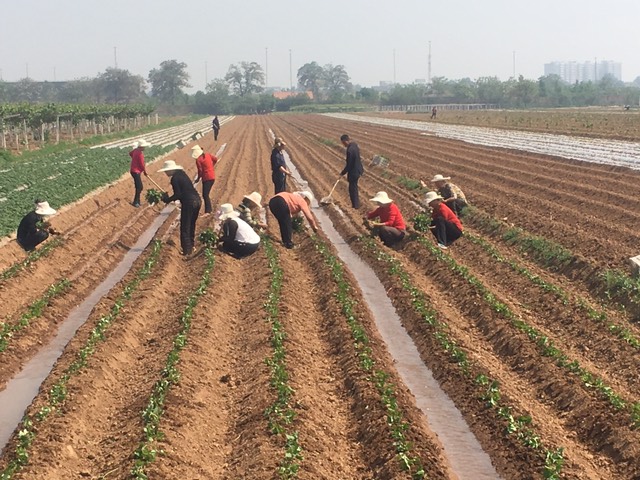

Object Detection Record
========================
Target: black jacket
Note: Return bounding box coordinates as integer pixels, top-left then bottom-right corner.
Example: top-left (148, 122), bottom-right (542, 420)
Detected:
top-left (165, 170), bottom-right (200, 203)
top-left (340, 142), bottom-right (364, 179)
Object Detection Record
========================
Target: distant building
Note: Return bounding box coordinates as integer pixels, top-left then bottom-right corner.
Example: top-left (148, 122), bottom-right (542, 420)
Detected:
top-left (544, 60), bottom-right (622, 83)
top-left (272, 90), bottom-right (313, 100)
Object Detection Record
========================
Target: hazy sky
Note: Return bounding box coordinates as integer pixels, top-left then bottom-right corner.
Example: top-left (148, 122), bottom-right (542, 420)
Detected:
top-left (2, 0), bottom-right (639, 92)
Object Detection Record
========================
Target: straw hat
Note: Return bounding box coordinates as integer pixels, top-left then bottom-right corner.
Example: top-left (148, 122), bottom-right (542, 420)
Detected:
top-left (158, 160), bottom-right (184, 172)
top-left (191, 145), bottom-right (204, 159)
top-left (137, 139), bottom-right (151, 148)
top-left (430, 174), bottom-right (451, 183)
top-left (243, 192), bottom-right (262, 208)
top-left (35, 201), bottom-right (56, 216)
top-left (295, 191), bottom-right (314, 203)
top-left (424, 191), bottom-right (444, 205)
top-left (218, 203), bottom-right (240, 220)
top-left (370, 191), bottom-right (393, 205)
top-left (274, 137), bottom-right (286, 148)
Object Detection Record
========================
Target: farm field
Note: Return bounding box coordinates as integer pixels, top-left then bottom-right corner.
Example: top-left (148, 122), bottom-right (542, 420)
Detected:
top-left (1, 114), bottom-right (640, 479)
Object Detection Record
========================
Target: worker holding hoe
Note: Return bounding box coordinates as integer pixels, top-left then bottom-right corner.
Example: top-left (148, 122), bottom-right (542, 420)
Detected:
top-left (191, 144), bottom-right (218, 216)
top-left (159, 160), bottom-right (202, 256)
top-left (339, 134), bottom-right (364, 209)
top-left (365, 191), bottom-right (406, 248)
top-left (268, 190), bottom-right (318, 249)
top-left (17, 199), bottom-right (59, 252)
top-left (129, 139), bottom-right (150, 208)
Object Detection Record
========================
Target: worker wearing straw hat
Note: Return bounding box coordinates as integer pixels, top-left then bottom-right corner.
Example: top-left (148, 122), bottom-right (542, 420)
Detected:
top-left (268, 190), bottom-right (318, 249)
top-left (191, 144), bottom-right (219, 215)
top-left (217, 203), bottom-right (261, 258)
top-left (237, 191), bottom-right (267, 231)
top-left (365, 191), bottom-right (406, 248)
top-left (421, 174), bottom-right (468, 217)
top-left (159, 160), bottom-right (202, 256)
top-left (17, 199), bottom-right (59, 252)
top-left (129, 139), bottom-right (150, 207)
top-left (424, 191), bottom-right (463, 250)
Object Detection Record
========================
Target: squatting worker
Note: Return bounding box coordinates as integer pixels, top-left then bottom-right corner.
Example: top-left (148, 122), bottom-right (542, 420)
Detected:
top-left (159, 160), bottom-right (202, 256)
top-left (191, 144), bottom-right (219, 215)
top-left (212, 115), bottom-right (221, 141)
top-left (129, 139), bottom-right (150, 207)
top-left (17, 200), bottom-right (59, 252)
top-left (366, 191), bottom-right (406, 248)
top-left (268, 191), bottom-right (318, 249)
top-left (421, 174), bottom-right (468, 217)
top-left (217, 203), bottom-right (261, 258)
top-left (237, 191), bottom-right (267, 231)
top-left (425, 191), bottom-right (463, 250)
top-left (339, 134), bottom-right (364, 209)
top-left (271, 138), bottom-right (292, 194)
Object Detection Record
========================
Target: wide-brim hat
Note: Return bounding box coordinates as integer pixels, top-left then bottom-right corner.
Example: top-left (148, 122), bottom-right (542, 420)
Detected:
top-left (137, 139), bottom-right (151, 148)
top-left (218, 203), bottom-right (240, 220)
top-left (424, 191), bottom-right (444, 205)
top-left (430, 174), bottom-right (451, 183)
top-left (191, 145), bottom-right (204, 159)
top-left (243, 191), bottom-right (262, 208)
top-left (35, 201), bottom-right (56, 216)
top-left (295, 191), bottom-right (314, 203)
top-left (370, 191), bottom-right (393, 205)
top-left (158, 160), bottom-right (184, 172)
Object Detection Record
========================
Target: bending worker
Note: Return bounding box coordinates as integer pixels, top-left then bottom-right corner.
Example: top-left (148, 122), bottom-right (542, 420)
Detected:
top-left (237, 191), bottom-right (267, 231)
top-left (425, 191), bottom-right (463, 249)
top-left (365, 191), bottom-right (406, 248)
top-left (421, 174), bottom-right (468, 217)
top-left (217, 203), bottom-right (261, 258)
top-left (17, 200), bottom-right (59, 252)
top-left (268, 190), bottom-right (318, 249)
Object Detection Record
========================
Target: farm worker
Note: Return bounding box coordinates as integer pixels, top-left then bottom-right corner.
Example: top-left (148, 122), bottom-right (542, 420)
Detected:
top-left (268, 191), bottom-right (318, 249)
top-left (424, 191), bottom-right (463, 250)
top-left (271, 138), bottom-right (292, 194)
top-left (159, 160), bottom-right (202, 256)
top-left (212, 115), bottom-right (221, 141)
top-left (191, 144), bottom-right (218, 215)
top-left (431, 106), bottom-right (437, 119)
top-left (339, 134), bottom-right (365, 209)
top-left (365, 191), bottom-right (406, 248)
top-left (217, 203), bottom-right (261, 258)
top-left (129, 139), bottom-right (150, 208)
top-left (420, 174), bottom-right (468, 217)
top-left (237, 191), bottom-right (267, 231)
top-left (17, 200), bottom-right (59, 252)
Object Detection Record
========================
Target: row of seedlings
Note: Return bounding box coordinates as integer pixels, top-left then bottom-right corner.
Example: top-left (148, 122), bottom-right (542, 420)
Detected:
top-left (0, 238), bottom-right (63, 281)
top-left (261, 237), bottom-right (303, 479)
top-left (0, 278), bottom-right (71, 352)
top-left (130, 237), bottom-right (216, 478)
top-left (0, 240), bottom-right (163, 479)
top-left (360, 236), bottom-right (565, 479)
top-left (312, 236), bottom-right (427, 479)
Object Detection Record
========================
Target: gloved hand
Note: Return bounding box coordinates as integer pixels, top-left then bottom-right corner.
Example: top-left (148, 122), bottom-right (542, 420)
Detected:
top-left (161, 192), bottom-right (170, 203)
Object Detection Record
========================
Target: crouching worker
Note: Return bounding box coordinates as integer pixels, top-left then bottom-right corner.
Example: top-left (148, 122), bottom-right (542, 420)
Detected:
top-left (217, 203), bottom-right (261, 258)
top-left (365, 191), bottom-right (406, 248)
top-left (268, 191), bottom-right (318, 249)
top-left (238, 191), bottom-right (267, 231)
top-left (424, 191), bottom-right (463, 250)
top-left (17, 200), bottom-right (59, 252)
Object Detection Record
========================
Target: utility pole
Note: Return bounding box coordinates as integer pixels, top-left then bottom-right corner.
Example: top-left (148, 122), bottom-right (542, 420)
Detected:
top-left (205, 61), bottom-right (208, 86)
top-left (594, 56), bottom-right (598, 82)
top-left (512, 51), bottom-right (516, 78)
top-left (114, 47), bottom-right (118, 68)
top-left (265, 47), bottom-right (269, 89)
top-left (393, 48), bottom-right (396, 84)
top-left (26, 63), bottom-right (29, 79)
top-left (428, 41), bottom-right (432, 85)
top-left (53, 66), bottom-right (56, 81)
top-left (289, 49), bottom-right (293, 91)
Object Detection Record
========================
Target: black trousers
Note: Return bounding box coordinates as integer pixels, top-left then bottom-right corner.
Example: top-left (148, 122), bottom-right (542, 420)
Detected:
top-left (347, 174), bottom-right (360, 208)
top-left (213, 128), bottom-right (219, 140)
top-left (272, 172), bottom-right (287, 194)
top-left (17, 229), bottom-right (49, 252)
top-left (222, 240), bottom-right (260, 258)
top-left (447, 199), bottom-right (467, 217)
top-left (202, 179), bottom-right (215, 213)
top-left (378, 226), bottom-right (405, 247)
top-left (431, 217), bottom-right (462, 246)
top-left (269, 196), bottom-right (294, 248)
top-left (131, 172), bottom-right (143, 205)
top-left (180, 197), bottom-right (201, 255)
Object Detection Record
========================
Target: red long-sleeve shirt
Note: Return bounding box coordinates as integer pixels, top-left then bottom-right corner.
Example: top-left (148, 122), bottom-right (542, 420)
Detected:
top-left (196, 153), bottom-right (218, 181)
top-left (129, 148), bottom-right (146, 174)
top-left (432, 203), bottom-right (463, 231)
top-left (367, 203), bottom-right (406, 231)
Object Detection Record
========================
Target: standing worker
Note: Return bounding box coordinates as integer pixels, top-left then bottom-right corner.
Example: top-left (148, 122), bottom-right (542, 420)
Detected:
top-left (424, 191), bottom-right (463, 249)
top-left (365, 191), bottom-right (406, 248)
top-left (271, 137), bottom-right (292, 194)
top-left (431, 106), bottom-right (437, 119)
top-left (159, 160), bottom-right (202, 256)
top-left (421, 174), bottom-right (468, 217)
top-left (191, 144), bottom-right (218, 215)
top-left (268, 191), bottom-right (318, 249)
top-left (339, 134), bottom-right (364, 209)
top-left (212, 115), bottom-right (221, 141)
top-left (129, 139), bottom-right (150, 207)
top-left (217, 203), bottom-right (261, 258)
top-left (17, 200), bottom-right (59, 252)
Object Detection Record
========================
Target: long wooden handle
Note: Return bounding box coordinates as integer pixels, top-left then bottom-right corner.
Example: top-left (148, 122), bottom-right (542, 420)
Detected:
top-left (147, 176), bottom-right (166, 193)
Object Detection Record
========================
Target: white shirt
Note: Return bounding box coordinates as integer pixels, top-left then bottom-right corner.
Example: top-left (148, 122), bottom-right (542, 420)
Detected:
top-left (233, 217), bottom-right (261, 245)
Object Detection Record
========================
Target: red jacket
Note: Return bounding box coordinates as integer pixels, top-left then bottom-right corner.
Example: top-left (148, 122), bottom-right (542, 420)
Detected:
top-left (367, 203), bottom-right (406, 231)
top-left (129, 148), bottom-right (146, 174)
top-left (432, 203), bottom-right (463, 231)
top-left (196, 153), bottom-right (218, 181)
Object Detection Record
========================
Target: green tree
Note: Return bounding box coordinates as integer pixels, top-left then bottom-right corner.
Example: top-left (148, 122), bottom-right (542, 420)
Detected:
top-left (224, 62), bottom-right (264, 97)
top-left (148, 60), bottom-right (191, 104)
top-left (97, 67), bottom-right (146, 104)
top-left (297, 61), bottom-right (324, 100)
top-left (356, 87), bottom-right (379, 103)
top-left (508, 75), bottom-right (538, 107)
top-left (476, 76), bottom-right (505, 104)
top-left (323, 64), bottom-right (352, 102)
